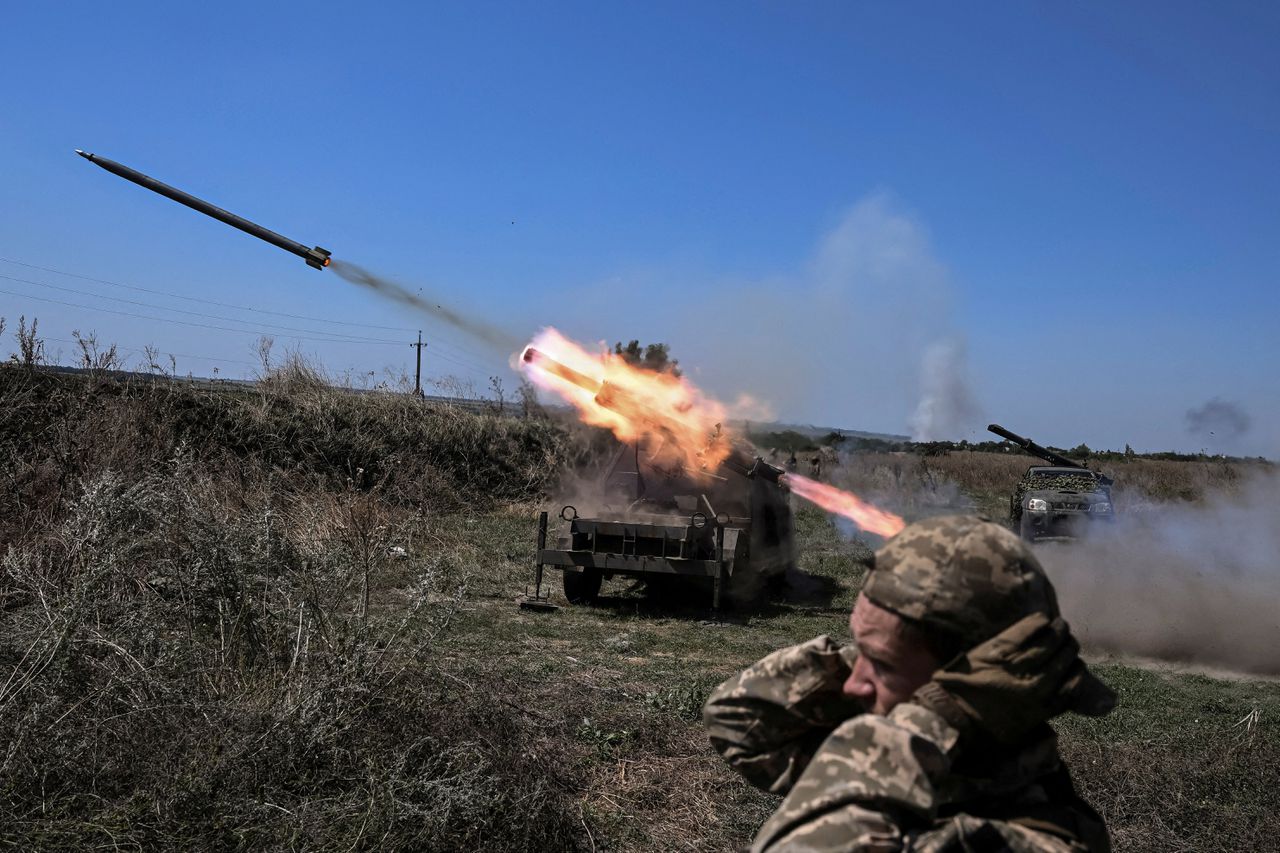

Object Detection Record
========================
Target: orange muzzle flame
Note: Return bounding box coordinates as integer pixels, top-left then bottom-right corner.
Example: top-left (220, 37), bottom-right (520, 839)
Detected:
top-left (519, 327), bottom-right (906, 537)
top-left (520, 329), bottom-right (733, 472)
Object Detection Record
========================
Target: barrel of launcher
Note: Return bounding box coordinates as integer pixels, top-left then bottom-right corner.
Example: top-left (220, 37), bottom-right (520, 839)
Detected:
top-left (716, 447), bottom-right (785, 483)
top-left (987, 423), bottom-right (1088, 470)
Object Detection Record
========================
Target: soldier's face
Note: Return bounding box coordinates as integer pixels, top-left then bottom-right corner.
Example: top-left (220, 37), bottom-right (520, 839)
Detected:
top-left (842, 596), bottom-right (942, 715)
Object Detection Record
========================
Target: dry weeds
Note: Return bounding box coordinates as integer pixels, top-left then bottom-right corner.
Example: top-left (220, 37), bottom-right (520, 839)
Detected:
top-left (2, 363), bottom-right (1276, 851)
top-left (823, 449), bottom-right (1266, 520)
top-left (0, 365), bottom-right (583, 851)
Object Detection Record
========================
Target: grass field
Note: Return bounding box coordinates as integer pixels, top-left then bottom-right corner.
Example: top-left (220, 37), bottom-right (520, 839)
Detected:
top-left (2, 364), bottom-right (1277, 850)
top-left (433, 505), bottom-right (1280, 852)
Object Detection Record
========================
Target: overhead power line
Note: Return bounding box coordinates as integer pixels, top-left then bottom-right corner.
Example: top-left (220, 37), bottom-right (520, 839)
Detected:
top-left (3, 285), bottom-right (503, 374)
top-left (0, 272), bottom-right (404, 345)
top-left (41, 335), bottom-right (262, 368)
top-left (0, 285), bottom-right (406, 346)
top-left (20, 320), bottom-right (505, 389)
top-left (0, 255), bottom-right (417, 333)
top-left (423, 346), bottom-right (495, 373)
top-left (0, 254), bottom-right (506, 368)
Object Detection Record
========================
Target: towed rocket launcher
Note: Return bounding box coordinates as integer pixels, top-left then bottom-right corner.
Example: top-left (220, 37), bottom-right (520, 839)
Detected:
top-left (521, 347), bottom-right (793, 611)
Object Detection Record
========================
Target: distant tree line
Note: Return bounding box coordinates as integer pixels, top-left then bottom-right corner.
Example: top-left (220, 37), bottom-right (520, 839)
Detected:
top-left (745, 429), bottom-right (1271, 465)
top-left (613, 340), bottom-right (681, 376)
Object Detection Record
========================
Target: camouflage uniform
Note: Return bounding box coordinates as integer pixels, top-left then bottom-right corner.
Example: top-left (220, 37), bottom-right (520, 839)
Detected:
top-left (704, 516), bottom-right (1114, 852)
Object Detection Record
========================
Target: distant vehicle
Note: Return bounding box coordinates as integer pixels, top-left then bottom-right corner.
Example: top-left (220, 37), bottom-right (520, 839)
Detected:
top-left (1010, 466), bottom-right (1115, 540)
top-left (988, 425), bottom-right (1115, 541)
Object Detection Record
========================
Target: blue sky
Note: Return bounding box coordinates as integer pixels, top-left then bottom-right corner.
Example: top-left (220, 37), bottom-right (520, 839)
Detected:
top-left (2, 1), bottom-right (1277, 456)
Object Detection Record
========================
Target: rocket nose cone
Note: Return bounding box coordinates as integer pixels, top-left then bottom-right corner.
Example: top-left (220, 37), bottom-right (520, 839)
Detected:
top-left (75, 149), bottom-right (91, 159)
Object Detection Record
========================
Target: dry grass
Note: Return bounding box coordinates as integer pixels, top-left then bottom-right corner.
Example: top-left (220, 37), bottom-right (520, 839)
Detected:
top-left (0, 462), bottom-right (584, 849)
top-left (0, 365), bottom-right (584, 851)
top-left (822, 449), bottom-right (1268, 520)
top-left (435, 504), bottom-right (1280, 853)
top-left (2, 364), bottom-right (1276, 851)
top-left (1056, 665), bottom-right (1280, 852)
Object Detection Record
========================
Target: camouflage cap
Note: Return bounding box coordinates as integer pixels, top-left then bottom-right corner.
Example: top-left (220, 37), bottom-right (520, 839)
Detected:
top-left (863, 515), bottom-right (1060, 647)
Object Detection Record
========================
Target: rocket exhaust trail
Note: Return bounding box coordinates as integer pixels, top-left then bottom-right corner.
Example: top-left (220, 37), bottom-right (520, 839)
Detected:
top-left (784, 473), bottom-right (905, 537)
top-left (76, 148), bottom-right (519, 353)
top-left (329, 259), bottom-right (521, 352)
top-left (521, 336), bottom-right (906, 536)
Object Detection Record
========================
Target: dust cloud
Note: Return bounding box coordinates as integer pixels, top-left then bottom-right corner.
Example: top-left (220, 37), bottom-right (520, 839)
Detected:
top-left (548, 467), bottom-right (629, 522)
top-left (330, 259), bottom-right (522, 352)
top-left (1037, 468), bottom-right (1280, 676)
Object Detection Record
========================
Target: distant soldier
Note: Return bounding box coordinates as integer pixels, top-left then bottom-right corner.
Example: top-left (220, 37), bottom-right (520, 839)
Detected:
top-left (808, 455), bottom-right (822, 481)
top-left (785, 452), bottom-right (798, 473)
top-left (819, 444), bottom-right (838, 470)
top-left (704, 515), bottom-right (1115, 852)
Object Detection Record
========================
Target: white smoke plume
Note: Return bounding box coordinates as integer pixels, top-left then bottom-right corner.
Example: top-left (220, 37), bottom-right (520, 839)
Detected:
top-left (808, 195), bottom-right (984, 441)
top-left (627, 192), bottom-right (986, 439)
top-left (1037, 467), bottom-right (1280, 676)
top-left (909, 338), bottom-right (981, 441)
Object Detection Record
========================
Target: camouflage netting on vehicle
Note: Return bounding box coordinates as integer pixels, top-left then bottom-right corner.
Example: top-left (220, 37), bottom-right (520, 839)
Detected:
top-left (1018, 473), bottom-right (1105, 496)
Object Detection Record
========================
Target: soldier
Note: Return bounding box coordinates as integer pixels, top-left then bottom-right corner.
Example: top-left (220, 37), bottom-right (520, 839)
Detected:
top-left (704, 515), bottom-right (1116, 852)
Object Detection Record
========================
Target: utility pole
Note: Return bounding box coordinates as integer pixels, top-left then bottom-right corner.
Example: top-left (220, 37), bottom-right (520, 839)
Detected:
top-left (411, 331), bottom-right (426, 397)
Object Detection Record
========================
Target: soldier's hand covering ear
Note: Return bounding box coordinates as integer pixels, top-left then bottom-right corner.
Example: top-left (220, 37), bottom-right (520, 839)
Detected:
top-left (911, 612), bottom-right (1116, 748)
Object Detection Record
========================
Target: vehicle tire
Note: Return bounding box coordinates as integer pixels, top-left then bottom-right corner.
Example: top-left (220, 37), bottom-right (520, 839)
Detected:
top-left (1018, 513), bottom-right (1037, 542)
top-left (563, 569), bottom-right (603, 604)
